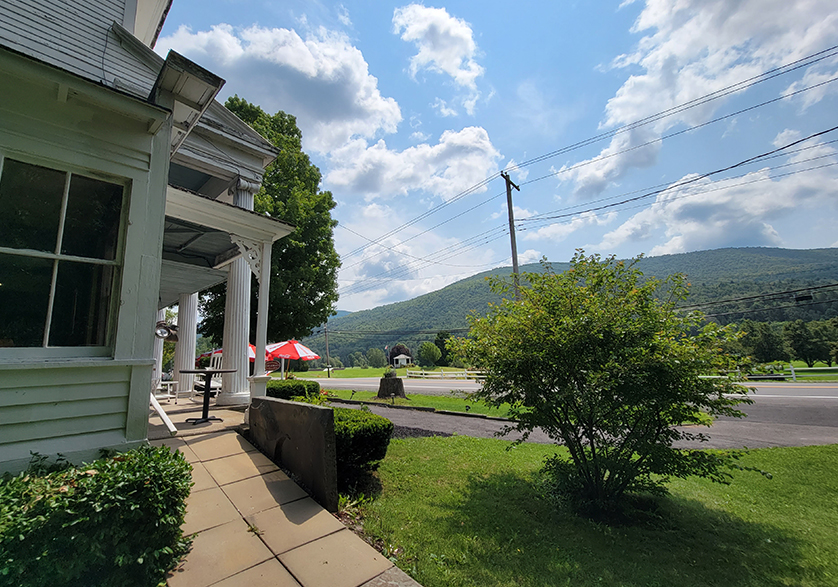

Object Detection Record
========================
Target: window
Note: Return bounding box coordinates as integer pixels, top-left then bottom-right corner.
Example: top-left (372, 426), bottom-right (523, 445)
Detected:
top-left (0, 157), bottom-right (125, 349)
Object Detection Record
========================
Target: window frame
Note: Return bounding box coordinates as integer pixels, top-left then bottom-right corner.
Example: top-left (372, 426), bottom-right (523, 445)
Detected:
top-left (0, 152), bottom-right (129, 359)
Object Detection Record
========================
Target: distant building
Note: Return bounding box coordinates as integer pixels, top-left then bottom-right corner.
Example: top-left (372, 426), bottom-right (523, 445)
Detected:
top-left (0, 0), bottom-right (292, 472)
top-left (392, 354), bottom-right (412, 367)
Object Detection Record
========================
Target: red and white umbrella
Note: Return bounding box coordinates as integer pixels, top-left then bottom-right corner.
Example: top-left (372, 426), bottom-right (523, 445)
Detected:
top-left (265, 340), bottom-right (320, 377)
top-left (265, 340), bottom-right (320, 361)
top-left (198, 344), bottom-right (260, 361)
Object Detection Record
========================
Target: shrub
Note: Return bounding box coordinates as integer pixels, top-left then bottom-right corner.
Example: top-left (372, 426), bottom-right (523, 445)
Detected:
top-left (265, 378), bottom-right (320, 400)
top-left (452, 252), bottom-right (751, 515)
top-left (0, 445), bottom-right (192, 587)
top-left (333, 407), bottom-right (393, 480)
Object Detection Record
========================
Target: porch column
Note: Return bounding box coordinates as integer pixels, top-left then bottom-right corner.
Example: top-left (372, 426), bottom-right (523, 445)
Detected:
top-left (217, 179), bottom-right (258, 406)
top-left (174, 293), bottom-right (198, 395)
top-left (152, 308), bottom-right (165, 383)
top-left (249, 239), bottom-right (273, 399)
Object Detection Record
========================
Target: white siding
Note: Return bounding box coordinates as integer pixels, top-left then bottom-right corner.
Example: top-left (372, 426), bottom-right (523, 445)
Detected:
top-left (0, 0), bottom-right (157, 98)
top-left (0, 46), bottom-right (171, 473)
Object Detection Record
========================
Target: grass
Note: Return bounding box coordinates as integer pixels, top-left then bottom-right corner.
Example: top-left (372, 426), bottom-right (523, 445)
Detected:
top-left (322, 389), bottom-right (513, 418)
top-left (359, 436), bottom-right (838, 587)
top-left (291, 367), bottom-right (407, 379)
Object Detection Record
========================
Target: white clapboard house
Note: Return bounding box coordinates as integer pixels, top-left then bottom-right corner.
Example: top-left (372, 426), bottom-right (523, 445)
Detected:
top-left (0, 0), bottom-right (293, 472)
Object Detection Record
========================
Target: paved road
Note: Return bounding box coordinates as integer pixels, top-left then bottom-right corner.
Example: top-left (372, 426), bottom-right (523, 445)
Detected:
top-left (316, 379), bottom-right (838, 449)
top-left (311, 377), bottom-right (481, 396)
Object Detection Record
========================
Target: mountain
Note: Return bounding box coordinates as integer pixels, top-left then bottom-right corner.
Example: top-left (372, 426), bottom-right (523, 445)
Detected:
top-left (305, 247), bottom-right (838, 364)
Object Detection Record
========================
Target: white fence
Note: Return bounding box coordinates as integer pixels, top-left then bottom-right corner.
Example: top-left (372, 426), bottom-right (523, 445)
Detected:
top-left (406, 369), bottom-right (486, 381)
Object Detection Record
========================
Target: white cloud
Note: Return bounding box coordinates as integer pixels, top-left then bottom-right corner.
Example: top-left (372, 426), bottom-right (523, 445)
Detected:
top-left (158, 24), bottom-right (401, 153)
top-left (595, 131), bottom-right (838, 254)
top-left (325, 126), bottom-right (502, 201)
top-left (410, 131), bottom-right (430, 141)
top-left (392, 4), bottom-right (484, 115)
top-left (518, 249), bottom-right (543, 264)
top-left (337, 5), bottom-right (352, 27)
top-left (566, 0), bottom-right (838, 196)
top-left (504, 158), bottom-right (530, 182)
top-left (337, 203), bottom-right (501, 310)
top-left (523, 211), bottom-right (617, 243)
top-left (432, 98), bottom-right (458, 117)
top-left (392, 4), bottom-right (484, 89)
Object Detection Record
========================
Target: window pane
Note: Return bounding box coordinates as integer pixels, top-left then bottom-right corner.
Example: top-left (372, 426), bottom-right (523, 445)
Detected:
top-left (0, 253), bottom-right (53, 347)
top-left (49, 261), bottom-right (115, 347)
top-left (62, 174), bottom-right (123, 260)
top-left (0, 159), bottom-right (64, 251)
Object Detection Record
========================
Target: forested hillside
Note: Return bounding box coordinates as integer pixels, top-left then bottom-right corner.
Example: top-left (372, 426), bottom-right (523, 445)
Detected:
top-left (303, 247), bottom-right (838, 365)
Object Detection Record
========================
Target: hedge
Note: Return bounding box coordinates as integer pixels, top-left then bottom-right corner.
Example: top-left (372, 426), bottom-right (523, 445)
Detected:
top-left (0, 445), bottom-right (192, 587)
top-left (265, 379), bottom-right (321, 400)
top-left (333, 407), bottom-right (394, 480)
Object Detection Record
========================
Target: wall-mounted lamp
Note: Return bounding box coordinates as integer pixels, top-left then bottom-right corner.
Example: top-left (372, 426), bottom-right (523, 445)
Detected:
top-left (154, 321), bottom-right (179, 342)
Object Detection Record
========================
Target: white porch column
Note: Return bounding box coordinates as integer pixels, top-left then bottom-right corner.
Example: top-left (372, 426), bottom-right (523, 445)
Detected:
top-left (217, 179), bottom-right (258, 406)
top-left (152, 308), bottom-right (165, 383)
top-left (174, 293), bottom-right (198, 395)
top-left (249, 240), bottom-right (273, 399)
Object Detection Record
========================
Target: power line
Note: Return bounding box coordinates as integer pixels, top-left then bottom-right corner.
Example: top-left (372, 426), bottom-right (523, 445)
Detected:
top-left (336, 76), bottom-right (838, 292)
top-left (705, 298), bottom-right (838, 318)
top-left (337, 44), bottom-right (838, 264)
top-left (517, 124), bottom-right (838, 225)
top-left (678, 283), bottom-right (838, 310)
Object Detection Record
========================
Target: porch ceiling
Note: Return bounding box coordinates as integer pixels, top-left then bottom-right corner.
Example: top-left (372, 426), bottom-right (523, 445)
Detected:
top-left (158, 186), bottom-right (295, 309)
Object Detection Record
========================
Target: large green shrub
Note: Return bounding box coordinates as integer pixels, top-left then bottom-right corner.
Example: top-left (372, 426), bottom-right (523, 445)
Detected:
top-left (0, 445), bottom-right (192, 587)
top-left (265, 378), bottom-right (320, 400)
top-left (333, 407), bottom-right (393, 480)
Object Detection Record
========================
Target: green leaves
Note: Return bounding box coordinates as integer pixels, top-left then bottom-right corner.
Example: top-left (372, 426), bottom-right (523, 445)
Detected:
top-left (0, 446), bottom-right (192, 587)
top-left (452, 251), bottom-right (753, 514)
top-left (199, 97), bottom-right (340, 343)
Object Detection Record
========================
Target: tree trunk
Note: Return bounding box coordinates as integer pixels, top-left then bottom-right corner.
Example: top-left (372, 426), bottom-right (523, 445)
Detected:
top-left (378, 377), bottom-right (406, 398)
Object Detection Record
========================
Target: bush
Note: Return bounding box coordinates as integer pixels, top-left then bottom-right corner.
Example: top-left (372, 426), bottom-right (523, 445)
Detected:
top-left (0, 445), bottom-right (192, 587)
top-left (333, 408), bottom-right (393, 481)
top-left (265, 378), bottom-right (321, 400)
top-left (452, 252), bottom-right (751, 514)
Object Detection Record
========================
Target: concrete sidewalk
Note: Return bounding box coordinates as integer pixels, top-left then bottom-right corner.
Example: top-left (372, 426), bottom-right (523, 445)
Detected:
top-left (149, 404), bottom-right (421, 587)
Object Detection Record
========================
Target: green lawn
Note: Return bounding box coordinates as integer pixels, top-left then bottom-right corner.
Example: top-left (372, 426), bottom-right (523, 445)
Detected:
top-left (359, 437), bottom-right (838, 587)
top-left (291, 367), bottom-right (406, 379)
top-left (323, 389), bottom-right (512, 418)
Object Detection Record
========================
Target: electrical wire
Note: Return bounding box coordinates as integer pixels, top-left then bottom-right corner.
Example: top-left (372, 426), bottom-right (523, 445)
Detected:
top-left (336, 44), bottom-right (838, 264)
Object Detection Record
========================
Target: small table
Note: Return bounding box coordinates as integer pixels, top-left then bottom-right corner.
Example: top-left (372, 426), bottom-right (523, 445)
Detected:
top-left (178, 368), bottom-right (237, 425)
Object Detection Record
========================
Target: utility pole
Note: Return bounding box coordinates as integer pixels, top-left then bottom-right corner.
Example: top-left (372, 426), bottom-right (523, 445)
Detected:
top-left (501, 170), bottom-right (521, 300)
top-left (324, 325), bottom-right (331, 378)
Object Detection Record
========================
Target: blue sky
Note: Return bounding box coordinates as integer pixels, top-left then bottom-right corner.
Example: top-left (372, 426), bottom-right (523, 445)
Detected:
top-left (157, 0), bottom-right (838, 311)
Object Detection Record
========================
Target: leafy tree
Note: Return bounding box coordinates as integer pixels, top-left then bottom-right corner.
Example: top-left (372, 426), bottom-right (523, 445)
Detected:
top-left (783, 320), bottom-right (830, 367)
top-left (388, 343), bottom-right (411, 365)
top-left (451, 252), bottom-right (751, 515)
top-left (199, 96), bottom-right (340, 343)
top-left (417, 341), bottom-right (442, 367)
top-left (348, 351), bottom-right (368, 368)
top-left (366, 347), bottom-right (387, 368)
top-left (739, 320), bottom-right (787, 363)
top-left (434, 331), bottom-right (452, 366)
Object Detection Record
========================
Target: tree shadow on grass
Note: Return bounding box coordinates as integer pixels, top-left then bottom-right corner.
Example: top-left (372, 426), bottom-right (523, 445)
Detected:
top-left (421, 471), bottom-right (811, 587)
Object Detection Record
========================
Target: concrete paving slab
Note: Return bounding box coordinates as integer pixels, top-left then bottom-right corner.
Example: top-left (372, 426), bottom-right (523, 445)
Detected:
top-left (183, 485), bottom-right (241, 535)
top-left (279, 529), bottom-right (393, 587)
top-left (245, 497), bottom-right (345, 555)
top-left (361, 567), bottom-right (424, 587)
top-left (167, 519), bottom-right (273, 587)
top-left (211, 558), bottom-right (302, 587)
top-left (222, 470), bottom-right (308, 517)
top-left (203, 450), bottom-right (279, 487)
top-left (186, 430), bottom-right (258, 461)
top-left (150, 437), bottom-right (201, 464)
top-left (189, 462), bottom-right (216, 493)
